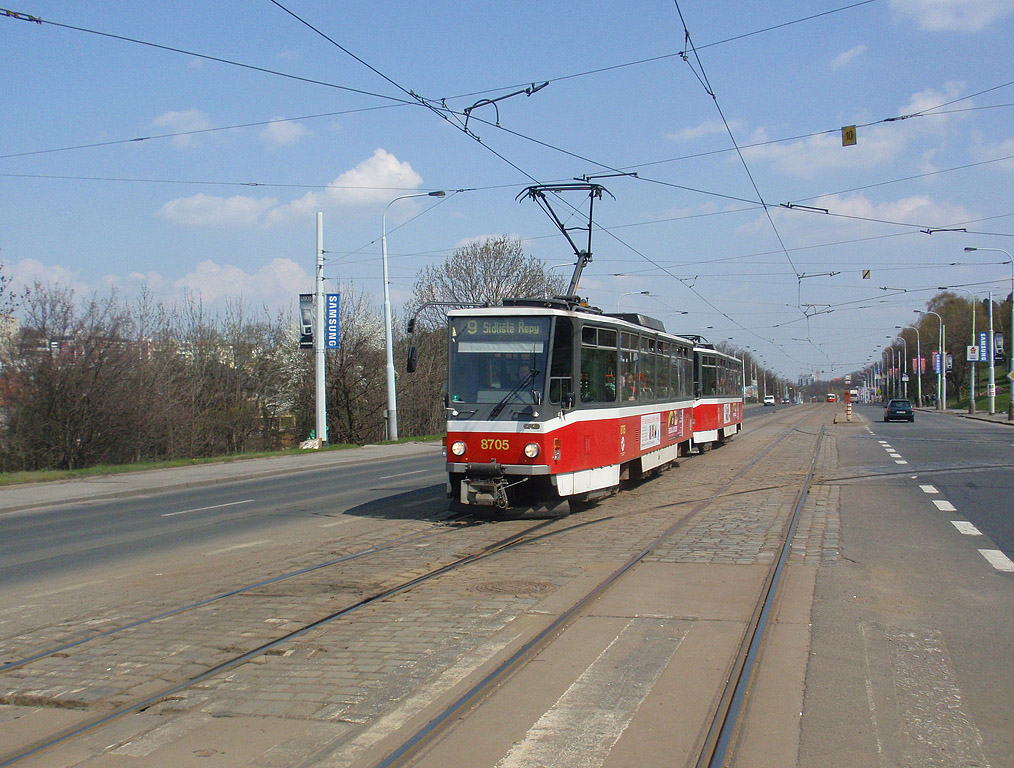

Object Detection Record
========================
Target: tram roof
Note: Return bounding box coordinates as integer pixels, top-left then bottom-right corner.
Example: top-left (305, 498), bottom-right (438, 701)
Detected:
top-left (446, 300), bottom-right (694, 344)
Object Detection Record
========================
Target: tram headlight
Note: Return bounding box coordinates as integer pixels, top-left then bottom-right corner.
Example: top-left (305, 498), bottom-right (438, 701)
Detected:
top-left (450, 440), bottom-right (466, 457)
top-left (523, 442), bottom-right (540, 459)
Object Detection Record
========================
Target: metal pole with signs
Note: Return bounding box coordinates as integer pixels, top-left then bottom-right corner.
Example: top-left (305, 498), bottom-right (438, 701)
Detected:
top-left (325, 293), bottom-right (340, 349)
top-left (315, 212), bottom-right (327, 445)
top-left (987, 292), bottom-right (996, 414)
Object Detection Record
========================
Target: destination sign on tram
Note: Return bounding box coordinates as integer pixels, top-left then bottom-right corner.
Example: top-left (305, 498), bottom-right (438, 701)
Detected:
top-left (453, 316), bottom-right (549, 354)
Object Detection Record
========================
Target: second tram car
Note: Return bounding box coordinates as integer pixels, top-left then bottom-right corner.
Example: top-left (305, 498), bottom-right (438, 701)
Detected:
top-left (692, 342), bottom-right (744, 451)
top-left (442, 298), bottom-right (704, 512)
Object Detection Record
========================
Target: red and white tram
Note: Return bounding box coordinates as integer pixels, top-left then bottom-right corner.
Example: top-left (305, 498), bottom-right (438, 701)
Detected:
top-left (442, 298), bottom-right (700, 512)
top-left (691, 341), bottom-right (744, 451)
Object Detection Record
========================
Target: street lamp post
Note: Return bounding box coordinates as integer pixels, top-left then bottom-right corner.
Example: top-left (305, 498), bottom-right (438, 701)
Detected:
top-left (382, 190), bottom-right (445, 440)
top-left (964, 247), bottom-right (1013, 420)
top-left (939, 285), bottom-right (978, 413)
top-left (617, 290), bottom-right (649, 311)
top-left (896, 336), bottom-right (908, 399)
top-left (916, 310), bottom-right (944, 410)
top-left (897, 326), bottom-right (921, 407)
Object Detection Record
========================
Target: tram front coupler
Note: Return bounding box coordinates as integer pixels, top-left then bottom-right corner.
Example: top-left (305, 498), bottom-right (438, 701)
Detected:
top-left (461, 463), bottom-right (511, 509)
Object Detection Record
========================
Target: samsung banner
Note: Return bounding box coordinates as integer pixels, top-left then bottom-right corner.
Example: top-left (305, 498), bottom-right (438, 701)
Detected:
top-left (325, 293), bottom-right (340, 349)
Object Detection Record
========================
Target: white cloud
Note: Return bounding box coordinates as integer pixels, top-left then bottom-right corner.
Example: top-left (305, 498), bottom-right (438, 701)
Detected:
top-left (157, 193), bottom-right (279, 228)
top-left (6, 258), bottom-right (89, 295)
top-left (898, 80), bottom-right (966, 121)
top-left (890, 0), bottom-right (1014, 31)
top-left (150, 109), bottom-right (213, 148)
top-left (969, 133), bottom-right (1014, 171)
top-left (267, 148), bottom-right (423, 224)
top-left (741, 82), bottom-right (966, 177)
top-left (666, 119), bottom-right (745, 143)
top-left (173, 259), bottom-right (309, 305)
top-left (742, 125), bottom-right (904, 177)
top-left (260, 118), bottom-right (311, 147)
top-left (831, 45), bottom-right (867, 70)
top-left (156, 149), bottom-right (424, 229)
top-left (740, 193), bottom-right (976, 243)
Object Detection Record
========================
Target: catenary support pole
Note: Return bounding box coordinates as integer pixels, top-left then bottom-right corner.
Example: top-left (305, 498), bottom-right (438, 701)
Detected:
top-left (315, 212), bottom-right (327, 445)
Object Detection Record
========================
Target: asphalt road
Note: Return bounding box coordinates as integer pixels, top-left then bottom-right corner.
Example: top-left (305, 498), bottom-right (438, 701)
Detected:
top-left (862, 403), bottom-right (1014, 558)
top-left (2, 407), bottom-right (783, 589)
top-left (0, 450), bottom-right (447, 586)
top-left (799, 404), bottom-right (1013, 767)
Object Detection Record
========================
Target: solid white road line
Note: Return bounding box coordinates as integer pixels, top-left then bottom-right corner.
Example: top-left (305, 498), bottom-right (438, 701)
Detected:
top-left (162, 499), bottom-right (254, 517)
top-left (379, 469), bottom-right (429, 480)
top-left (978, 549), bottom-right (1014, 572)
top-left (932, 500), bottom-right (957, 512)
top-left (950, 521), bottom-right (982, 536)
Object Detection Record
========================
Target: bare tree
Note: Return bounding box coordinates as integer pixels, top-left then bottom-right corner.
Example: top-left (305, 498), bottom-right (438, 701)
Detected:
top-left (399, 236), bottom-right (566, 436)
top-left (409, 236), bottom-right (565, 330)
top-left (2, 285), bottom-right (137, 470)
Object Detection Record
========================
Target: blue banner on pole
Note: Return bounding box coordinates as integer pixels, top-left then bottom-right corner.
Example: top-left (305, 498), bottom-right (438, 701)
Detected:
top-left (325, 293), bottom-right (340, 349)
top-left (978, 331), bottom-right (989, 362)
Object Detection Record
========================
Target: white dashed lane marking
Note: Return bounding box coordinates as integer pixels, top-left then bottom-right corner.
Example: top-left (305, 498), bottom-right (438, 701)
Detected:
top-left (919, 485), bottom-right (939, 494)
top-left (978, 549), bottom-right (1014, 572)
top-left (950, 521), bottom-right (982, 536)
top-left (932, 500), bottom-right (957, 512)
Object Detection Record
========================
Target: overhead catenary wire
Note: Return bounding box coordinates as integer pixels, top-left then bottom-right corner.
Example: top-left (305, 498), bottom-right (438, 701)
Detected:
top-left (671, 1), bottom-right (803, 288)
top-left (0, 6), bottom-right (412, 103)
top-left (5, 4), bottom-right (1005, 376)
top-left (435, 0), bottom-right (879, 103)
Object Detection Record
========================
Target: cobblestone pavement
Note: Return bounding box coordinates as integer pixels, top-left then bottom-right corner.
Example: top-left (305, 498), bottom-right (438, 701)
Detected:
top-left (3, 406), bottom-right (838, 767)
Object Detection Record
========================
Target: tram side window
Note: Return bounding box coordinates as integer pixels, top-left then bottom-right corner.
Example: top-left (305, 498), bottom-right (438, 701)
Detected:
top-left (580, 326), bottom-right (617, 403)
top-left (549, 318), bottom-right (574, 404)
top-left (719, 359), bottom-right (733, 397)
top-left (620, 333), bottom-right (640, 401)
top-left (701, 355), bottom-right (718, 397)
top-left (636, 336), bottom-right (651, 401)
top-left (640, 351), bottom-right (658, 401)
top-left (672, 348), bottom-right (689, 399)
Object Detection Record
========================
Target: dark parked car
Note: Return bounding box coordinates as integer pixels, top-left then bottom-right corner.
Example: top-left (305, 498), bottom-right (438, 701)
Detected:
top-left (884, 399), bottom-right (915, 422)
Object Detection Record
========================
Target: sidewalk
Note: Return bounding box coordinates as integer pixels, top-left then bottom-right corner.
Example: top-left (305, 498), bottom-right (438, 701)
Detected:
top-left (0, 441), bottom-right (443, 514)
top-left (915, 405), bottom-right (1014, 427)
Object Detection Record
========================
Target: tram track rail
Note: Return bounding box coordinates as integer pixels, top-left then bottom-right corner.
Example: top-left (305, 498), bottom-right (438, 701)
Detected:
top-left (1, 523), bottom-right (464, 675)
top-left (370, 411), bottom-right (825, 768)
top-left (1, 502), bottom-right (652, 767)
top-left (1, 408), bottom-right (823, 767)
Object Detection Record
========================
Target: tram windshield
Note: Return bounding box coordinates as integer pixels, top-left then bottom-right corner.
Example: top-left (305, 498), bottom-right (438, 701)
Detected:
top-left (448, 316), bottom-right (550, 407)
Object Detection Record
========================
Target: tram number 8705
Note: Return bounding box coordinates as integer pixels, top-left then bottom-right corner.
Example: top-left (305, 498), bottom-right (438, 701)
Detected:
top-left (480, 438), bottom-right (510, 451)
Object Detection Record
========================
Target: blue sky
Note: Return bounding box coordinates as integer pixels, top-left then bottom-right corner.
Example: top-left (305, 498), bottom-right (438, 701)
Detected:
top-left (2, 0), bottom-right (1013, 379)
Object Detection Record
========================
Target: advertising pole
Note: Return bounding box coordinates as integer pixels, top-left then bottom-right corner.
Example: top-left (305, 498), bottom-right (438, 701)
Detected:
top-left (988, 291), bottom-right (996, 415)
top-left (315, 212), bottom-right (327, 445)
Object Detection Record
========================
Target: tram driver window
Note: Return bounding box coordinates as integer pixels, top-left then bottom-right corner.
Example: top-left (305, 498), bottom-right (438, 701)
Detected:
top-left (580, 326), bottom-right (618, 403)
top-left (549, 318), bottom-right (573, 404)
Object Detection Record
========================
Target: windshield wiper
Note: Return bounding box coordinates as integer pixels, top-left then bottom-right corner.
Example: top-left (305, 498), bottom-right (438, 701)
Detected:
top-left (489, 369), bottom-right (538, 420)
